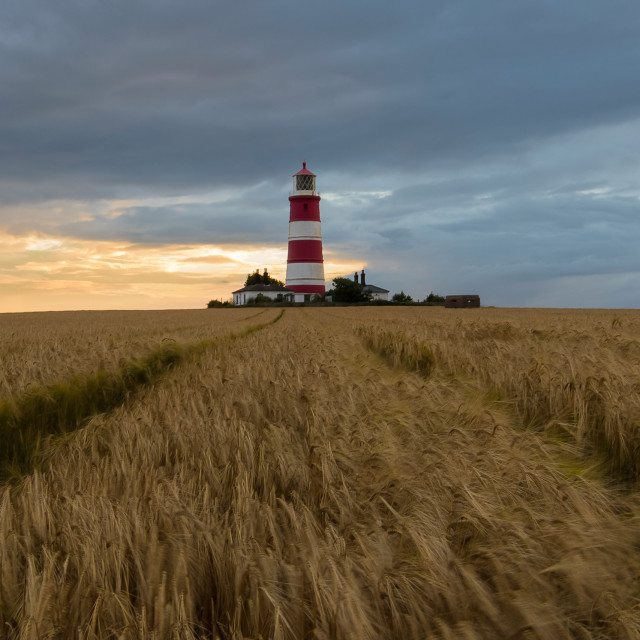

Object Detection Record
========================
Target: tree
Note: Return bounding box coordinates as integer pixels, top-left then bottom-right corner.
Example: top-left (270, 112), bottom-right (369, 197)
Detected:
top-left (328, 277), bottom-right (372, 303)
top-left (244, 268), bottom-right (284, 288)
top-left (245, 270), bottom-right (263, 286)
top-left (391, 291), bottom-right (413, 303)
top-left (424, 292), bottom-right (445, 305)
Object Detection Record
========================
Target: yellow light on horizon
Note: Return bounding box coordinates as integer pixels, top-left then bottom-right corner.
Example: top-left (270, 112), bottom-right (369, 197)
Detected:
top-left (0, 230), bottom-right (371, 313)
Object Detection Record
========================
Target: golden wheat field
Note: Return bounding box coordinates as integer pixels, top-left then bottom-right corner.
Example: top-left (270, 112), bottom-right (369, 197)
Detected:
top-left (0, 309), bottom-right (268, 399)
top-left (1, 306), bottom-right (640, 639)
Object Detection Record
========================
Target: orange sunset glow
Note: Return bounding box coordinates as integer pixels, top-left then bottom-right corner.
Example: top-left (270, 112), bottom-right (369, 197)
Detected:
top-left (0, 231), bottom-right (361, 312)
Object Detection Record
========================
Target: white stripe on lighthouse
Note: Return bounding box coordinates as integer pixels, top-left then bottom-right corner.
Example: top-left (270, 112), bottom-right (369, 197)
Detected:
top-left (285, 262), bottom-right (325, 282)
top-left (288, 220), bottom-right (322, 240)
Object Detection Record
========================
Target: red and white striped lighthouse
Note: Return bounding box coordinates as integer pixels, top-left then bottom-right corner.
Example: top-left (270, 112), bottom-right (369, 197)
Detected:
top-left (285, 161), bottom-right (325, 301)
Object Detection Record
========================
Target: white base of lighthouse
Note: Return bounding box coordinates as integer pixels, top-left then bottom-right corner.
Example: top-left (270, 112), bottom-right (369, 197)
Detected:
top-left (285, 263), bottom-right (325, 301)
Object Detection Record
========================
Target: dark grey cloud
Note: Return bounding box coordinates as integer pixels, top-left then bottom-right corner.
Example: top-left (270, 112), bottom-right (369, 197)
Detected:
top-left (1, 0), bottom-right (640, 306)
top-left (60, 202), bottom-right (286, 246)
top-left (3, 0), bottom-right (640, 191)
top-left (57, 180), bottom-right (290, 245)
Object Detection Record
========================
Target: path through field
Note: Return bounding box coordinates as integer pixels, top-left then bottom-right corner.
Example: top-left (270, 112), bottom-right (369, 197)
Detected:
top-left (1, 308), bottom-right (639, 639)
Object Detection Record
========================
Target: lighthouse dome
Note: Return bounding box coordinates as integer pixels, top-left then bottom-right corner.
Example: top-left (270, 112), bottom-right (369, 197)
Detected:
top-left (292, 161), bottom-right (316, 194)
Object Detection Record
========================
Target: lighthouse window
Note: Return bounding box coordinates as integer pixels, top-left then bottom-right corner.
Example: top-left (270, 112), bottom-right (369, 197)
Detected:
top-left (303, 203), bottom-right (308, 211)
top-left (296, 175), bottom-right (315, 191)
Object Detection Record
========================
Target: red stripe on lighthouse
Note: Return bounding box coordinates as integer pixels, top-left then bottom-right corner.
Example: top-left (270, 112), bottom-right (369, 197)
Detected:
top-left (288, 196), bottom-right (321, 222)
top-left (287, 239), bottom-right (324, 263)
top-left (287, 284), bottom-right (326, 294)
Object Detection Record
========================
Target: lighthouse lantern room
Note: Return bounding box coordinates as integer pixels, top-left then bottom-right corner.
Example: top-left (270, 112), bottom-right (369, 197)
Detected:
top-left (285, 161), bottom-right (326, 301)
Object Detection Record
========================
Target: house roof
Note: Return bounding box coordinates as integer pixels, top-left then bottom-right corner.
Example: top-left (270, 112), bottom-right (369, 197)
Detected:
top-left (363, 284), bottom-right (389, 294)
top-left (341, 272), bottom-right (389, 294)
top-left (232, 283), bottom-right (294, 294)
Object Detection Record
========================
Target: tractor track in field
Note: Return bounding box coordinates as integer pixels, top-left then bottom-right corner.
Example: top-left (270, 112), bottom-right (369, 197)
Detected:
top-left (0, 309), bottom-right (285, 482)
top-left (305, 308), bottom-right (609, 509)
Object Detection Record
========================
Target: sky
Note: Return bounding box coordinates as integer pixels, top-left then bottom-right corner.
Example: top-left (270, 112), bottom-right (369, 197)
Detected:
top-left (1, 0), bottom-right (639, 311)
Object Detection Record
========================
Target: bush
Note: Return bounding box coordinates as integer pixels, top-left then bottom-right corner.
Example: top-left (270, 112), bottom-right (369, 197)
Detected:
top-left (392, 291), bottom-right (413, 304)
top-left (327, 278), bottom-right (372, 303)
top-left (246, 293), bottom-right (273, 305)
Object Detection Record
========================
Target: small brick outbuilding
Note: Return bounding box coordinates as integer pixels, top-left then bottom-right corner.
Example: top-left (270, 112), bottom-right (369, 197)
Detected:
top-left (444, 295), bottom-right (480, 308)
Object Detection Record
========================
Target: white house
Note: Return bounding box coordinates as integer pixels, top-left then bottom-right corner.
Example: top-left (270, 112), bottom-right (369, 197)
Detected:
top-left (354, 269), bottom-right (389, 301)
top-left (232, 283), bottom-right (294, 306)
top-left (363, 283), bottom-right (390, 301)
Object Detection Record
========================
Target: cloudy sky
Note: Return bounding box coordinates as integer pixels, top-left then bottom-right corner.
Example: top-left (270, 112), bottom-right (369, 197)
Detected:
top-left (2, 0), bottom-right (639, 311)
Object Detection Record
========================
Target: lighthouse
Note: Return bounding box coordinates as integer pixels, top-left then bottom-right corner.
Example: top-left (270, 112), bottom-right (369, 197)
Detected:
top-left (285, 161), bottom-right (326, 301)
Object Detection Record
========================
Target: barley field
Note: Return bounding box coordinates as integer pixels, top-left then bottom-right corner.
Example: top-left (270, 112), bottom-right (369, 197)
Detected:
top-left (1, 307), bottom-right (639, 639)
top-left (0, 309), bottom-right (270, 399)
